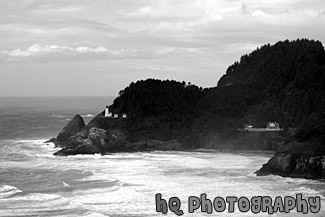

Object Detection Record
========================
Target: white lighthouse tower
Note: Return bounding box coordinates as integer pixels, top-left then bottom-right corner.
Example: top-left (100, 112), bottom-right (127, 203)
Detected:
top-left (104, 106), bottom-right (109, 117)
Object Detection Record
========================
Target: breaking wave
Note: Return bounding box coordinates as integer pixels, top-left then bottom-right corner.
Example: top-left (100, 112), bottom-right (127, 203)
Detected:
top-left (0, 139), bottom-right (325, 216)
top-left (50, 114), bottom-right (67, 118)
top-left (81, 114), bottom-right (94, 117)
top-left (0, 185), bottom-right (23, 198)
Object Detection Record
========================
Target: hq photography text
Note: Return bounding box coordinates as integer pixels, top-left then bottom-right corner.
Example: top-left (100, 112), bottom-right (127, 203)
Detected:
top-left (155, 193), bottom-right (321, 215)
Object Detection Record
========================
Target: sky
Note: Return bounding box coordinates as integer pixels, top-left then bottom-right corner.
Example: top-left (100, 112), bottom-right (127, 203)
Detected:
top-left (0, 0), bottom-right (324, 96)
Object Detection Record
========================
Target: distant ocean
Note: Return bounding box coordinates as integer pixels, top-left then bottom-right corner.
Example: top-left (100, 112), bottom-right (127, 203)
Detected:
top-left (0, 97), bottom-right (324, 217)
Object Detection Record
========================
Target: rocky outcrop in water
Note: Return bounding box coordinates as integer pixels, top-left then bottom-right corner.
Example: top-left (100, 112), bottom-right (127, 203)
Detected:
top-left (256, 141), bottom-right (325, 179)
top-left (53, 128), bottom-right (182, 156)
top-left (51, 113), bottom-right (184, 156)
top-left (55, 115), bottom-right (85, 147)
top-left (54, 127), bottom-right (132, 156)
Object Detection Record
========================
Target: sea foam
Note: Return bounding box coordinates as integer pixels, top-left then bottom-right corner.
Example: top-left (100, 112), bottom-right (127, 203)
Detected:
top-left (0, 185), bottom-right (23, 198)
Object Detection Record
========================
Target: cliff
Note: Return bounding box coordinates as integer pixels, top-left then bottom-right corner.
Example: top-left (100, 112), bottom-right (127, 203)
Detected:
top-left (256, 140), bottom-right (325, 179)
top-left (213, 38), bottom-right (325, 180)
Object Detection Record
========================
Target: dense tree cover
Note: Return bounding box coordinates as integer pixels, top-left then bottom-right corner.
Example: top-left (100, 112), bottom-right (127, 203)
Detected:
top-left (194, 84), bottom-right (264, 132)
top-left (109, 79), bottom-right (203, 121)
top-left (109, 39), bottom-right (325, 143)
top-left (212, 39), bottom-right (325, 141)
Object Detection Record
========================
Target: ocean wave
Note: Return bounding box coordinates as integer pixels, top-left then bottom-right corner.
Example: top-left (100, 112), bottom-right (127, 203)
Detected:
top-left (50, 114), bottom-right (67, 118)
top-left (15, 139), bottom-right (48, 145)
top-left (0, 139), bottom-right (56, 161)
top-left (0, 185), bottom-right (23, 198)
top-left (50, 113), bottom-right (94, 118)
top-left (62, 182), bottom-right (71, 188)
top-left (81, 114), bottom-right (94, 118)
top-left (69, 153), bottom-right (104, 159)
top-left (1, 139), bottom-right (48, 145)
top-left (82, 210), bottom-right (110, 217)
top-left (294, 186), bottom-right (324, 197)
top-left (82, 211), bottom-right (110, 217)
top-left (3, 152), bottom-right (32, 162)
top-left (19, 139), bottom-right (56, 151)
top-left (7, 192), bottom-right (62, 202)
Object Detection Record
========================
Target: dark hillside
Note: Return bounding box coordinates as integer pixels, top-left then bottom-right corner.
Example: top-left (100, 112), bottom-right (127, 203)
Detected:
top-left (108, 79), bottom-right (202, 146)
top-left (200, 39), bottom-right (325, 143)
top-left (109, 78), bottom-right (202, 122)
top-left (107, 39), bottom-right (324, 148)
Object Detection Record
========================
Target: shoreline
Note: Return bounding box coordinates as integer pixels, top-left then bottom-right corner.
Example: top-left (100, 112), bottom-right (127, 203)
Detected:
top-left (193, 148), bottom-right (275, 157)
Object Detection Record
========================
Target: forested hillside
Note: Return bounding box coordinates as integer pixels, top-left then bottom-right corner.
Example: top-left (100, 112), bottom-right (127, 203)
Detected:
top-left (53, 39), bottom-right (325, 177)
top-left (109, 39), bottom-right (325, 144)
top-left (197, 39), bottom-right (325, 142)
top-left (109, 79), bottom-right (202, 121)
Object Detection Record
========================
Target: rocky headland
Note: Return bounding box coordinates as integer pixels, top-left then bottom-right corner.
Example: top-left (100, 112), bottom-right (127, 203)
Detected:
top-left (47, 39), bottom-right (324, 180)
top-left (50, 111), bottom-right (287, 157)
top-left (256, 139), bottom-right (325, 179)
top-left (50, 113), bottom-right (183, 156)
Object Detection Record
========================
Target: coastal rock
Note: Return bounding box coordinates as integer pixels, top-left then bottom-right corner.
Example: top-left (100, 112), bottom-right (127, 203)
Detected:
top-left (291, 155), bottom-right (325, 179)
top-left (55, 115), bottom-right (85, 147)
top-left (255, 152), bottom-right (296, 176)
top-left (54, 127), bottom-right (131, 156)
top-left (256, 141), bottom-right (325, 179)
top-left (44, 138), bottom-right (56, 143)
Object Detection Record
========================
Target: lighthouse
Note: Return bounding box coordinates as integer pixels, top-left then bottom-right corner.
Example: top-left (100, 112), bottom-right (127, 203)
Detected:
top-left (104, 106), bottom-right (109, 117)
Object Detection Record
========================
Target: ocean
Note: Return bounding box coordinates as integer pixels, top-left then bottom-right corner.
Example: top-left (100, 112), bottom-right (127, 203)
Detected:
top-left (0, 97), bottom-right (324, 217)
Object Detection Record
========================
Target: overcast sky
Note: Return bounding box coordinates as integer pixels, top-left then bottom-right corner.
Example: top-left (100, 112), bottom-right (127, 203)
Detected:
top-left (0, 0), bottom-right (324, 96)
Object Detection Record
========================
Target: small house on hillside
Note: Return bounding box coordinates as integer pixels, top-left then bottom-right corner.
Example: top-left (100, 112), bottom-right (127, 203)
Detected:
top-left (244, 124), bottom-right (253, 131)
top-left (267, 122), bottom-right (280, 130)
top-left (240, 122), bottom-right (282, 131)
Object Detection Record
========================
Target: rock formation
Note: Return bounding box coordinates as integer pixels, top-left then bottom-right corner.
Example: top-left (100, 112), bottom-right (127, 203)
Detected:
top-left (54, 127), bottom-right (132, 156)
top-left (256, 141), bottom-right (325, 179)
top-left (55, 114), bottom-right (85, 147)
top-left (50, 112), bottom-right (184, 156)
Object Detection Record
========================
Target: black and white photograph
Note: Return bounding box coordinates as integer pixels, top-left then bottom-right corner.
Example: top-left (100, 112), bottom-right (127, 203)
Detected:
top-left (0, 0), bottom-right (324, 216)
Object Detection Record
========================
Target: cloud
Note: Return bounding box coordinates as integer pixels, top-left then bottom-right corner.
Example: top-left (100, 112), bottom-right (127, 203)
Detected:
top-left (156, 47), bottom-right (200, 57)
top-left (1, 42), bottom-right (204, 62)
top-left (2, 44), bottom-right (137, 60)
top-left (27, 0), bottom-right (88, 12)
top-left (124, 0), bottom-right (325, 32)
top-left (0, 0), bottom-right (324, 96)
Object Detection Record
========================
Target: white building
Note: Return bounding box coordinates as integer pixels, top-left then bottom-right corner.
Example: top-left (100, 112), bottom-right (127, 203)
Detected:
top-left (104, 106), bottom-right (112, 117)
top-left (267, 122), bottom-right (280, 130)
